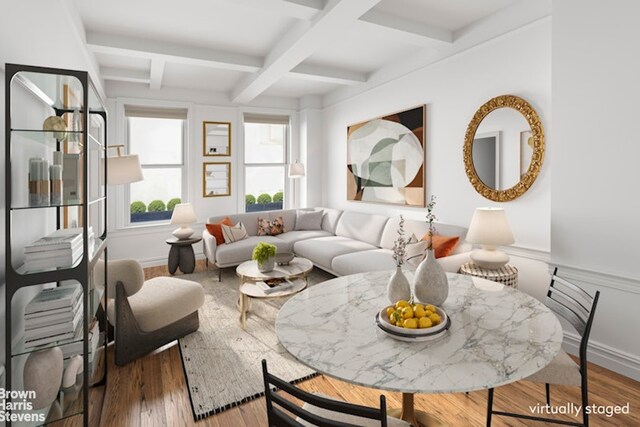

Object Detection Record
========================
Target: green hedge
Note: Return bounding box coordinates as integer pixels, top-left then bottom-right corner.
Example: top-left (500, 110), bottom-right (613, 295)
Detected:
top-left (167, 198), bottom-right (181, 211)
top-left (257, 193), bottom-right (272, 204)
top-left (273, 192), bottom-right (283, 203)
top-left (130, 201), bottom-right (146, 214)
top-left (148, 200), bottom-right (166, 212)
top-left (246, 194), bottom-right (256, 205)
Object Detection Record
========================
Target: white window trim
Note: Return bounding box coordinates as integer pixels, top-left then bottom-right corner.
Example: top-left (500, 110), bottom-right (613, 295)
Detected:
top-left (113, 98), bottom-right (193, 231)
top-left (237, 108), bottom-right (298, 213)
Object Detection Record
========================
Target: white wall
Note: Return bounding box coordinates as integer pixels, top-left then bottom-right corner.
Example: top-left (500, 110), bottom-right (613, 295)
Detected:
top-left (321, 20), bottom-right (551, 252)
top-left (551, 0), bottom-right (640, 380)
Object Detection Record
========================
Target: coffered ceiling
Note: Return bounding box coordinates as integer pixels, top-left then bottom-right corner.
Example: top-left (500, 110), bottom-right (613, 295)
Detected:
top-left (71, 0), bottom-right (549, 105)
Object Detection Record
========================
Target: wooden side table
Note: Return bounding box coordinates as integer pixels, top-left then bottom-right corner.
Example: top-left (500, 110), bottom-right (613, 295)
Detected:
top-left (166, 237), bottom-right (202, 275)
top-left (459, 262), bottom-right (518, 288)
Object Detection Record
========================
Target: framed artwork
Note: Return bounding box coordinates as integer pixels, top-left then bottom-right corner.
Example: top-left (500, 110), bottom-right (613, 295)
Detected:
top-left (203, 121), bottom-right (231, 156)
top-left (520, 130), bottom-right (533, 177)
top-left (347, 105), bottom-right (425, 206)
top-left (203, 162), bottom-right (231, 197)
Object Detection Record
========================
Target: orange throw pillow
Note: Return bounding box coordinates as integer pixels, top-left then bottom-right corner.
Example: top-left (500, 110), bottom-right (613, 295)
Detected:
top-left (206, 217), bottom-right (234, 245)
top-left (421, 233), bottom-right (460, 259)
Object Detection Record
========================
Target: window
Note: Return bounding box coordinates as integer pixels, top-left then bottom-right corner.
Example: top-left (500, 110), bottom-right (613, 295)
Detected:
top-left (243, 114), bottom-right (289, 212)
top-left (126, 107), bottom-right (187, 224)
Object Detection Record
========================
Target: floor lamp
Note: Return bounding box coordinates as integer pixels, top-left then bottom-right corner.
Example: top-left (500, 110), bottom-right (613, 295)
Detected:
top-left (288, 162), bottom-right (305, 209)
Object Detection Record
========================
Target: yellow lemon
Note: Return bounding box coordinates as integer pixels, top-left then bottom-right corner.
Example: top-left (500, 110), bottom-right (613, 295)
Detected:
top-left (386, 306), bottom-right (396, 318)
top-left (424, 310), bottom-right (433, 317)
top-left (396, 321), bottom-right (404, 327)
top-left (401, 306), bottom-right (414, 319)
top-left (390, 311), bottom-right (402, 324)
top-left (413, 303), bottom-right (425, 312)
top-left (413, 306), bottom-right (426, 318)
top-left (425, 304), bottom-right (437, 313)
top-left (403, 318), bottom-right (418, 329)
top-left (429, 313), bottom-right (441, 325)
top-left (418, 317), bottom-right (433, 328)
top-left (395, 300), bottom-right (410, 309)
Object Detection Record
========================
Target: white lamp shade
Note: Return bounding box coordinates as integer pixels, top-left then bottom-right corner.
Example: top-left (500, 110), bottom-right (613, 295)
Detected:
top-left (288, 162), bottom-right (305, 178)
top-left (466, 207), bottom-right (515, 246)
top-left (107, 154), bottom-right (143, 185)
top-left (170, 203), bottom-right (197, 225)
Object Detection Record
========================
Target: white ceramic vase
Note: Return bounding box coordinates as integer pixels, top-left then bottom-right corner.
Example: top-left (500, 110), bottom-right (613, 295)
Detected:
top-left (258, 257), bottom-right (275, 273)
top-left (413, 249), bottom-right (449, 305)
top-left (387, 266), bottom-right (411, 303)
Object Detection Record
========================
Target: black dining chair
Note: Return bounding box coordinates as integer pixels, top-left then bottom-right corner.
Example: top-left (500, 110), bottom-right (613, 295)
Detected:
top-left (262, 359), bottom-right (404, 427)
top-left (486, 267), bottom-right (600, 427)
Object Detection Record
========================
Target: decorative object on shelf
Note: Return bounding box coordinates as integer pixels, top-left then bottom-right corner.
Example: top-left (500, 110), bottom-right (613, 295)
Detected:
top-left (170, 203), bottom-right (197, 240)
top-left (203, 162), bottom-right (231, 197)
top-left (42, 115), bottom-right (68, 141)
top-left (388, 215), bottom-right (411, 303)
top-left (62, 355), bottom-right (84, 409)
top-left (252, 242), bottom-right (277, 273)
top-left (28, 157), bottom-right (50, 206)
top-left (288, 161), bottom-right (305, 208)
top-left (463, 94), bottom-right (545, 201)
top-left (203, 121), bottom-right (231, 156)
top-left (106, 144), bottom-right (143, 185)
top-left (466, 207), bottom-right (515, 269)
top-left (459, 262), bottom-right (518, 288)
top-left (23, 347), bottom-right (64, 409)
top-left (68, 109), bottom-right (82, 143)
top-left (414, 196), bottom-right (449, 305)
top-left (50, 164), bottom-right (63, 205)
top-left (347, 105), bottom-right (425, 206)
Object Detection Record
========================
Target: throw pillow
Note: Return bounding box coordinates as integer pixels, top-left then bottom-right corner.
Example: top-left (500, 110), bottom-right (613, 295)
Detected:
top-left (221, 221), bottom-right (248, 244)
top-left (257, 217), bottom-right (285, 236)
top-left (205, 217), bottom-right (234, 245)
top-left (420, 233), bottom-right (460, 258)
top-left (295, 210), bottom-right (323, 231)
top-left (405, 234), bottom-right (428, 267)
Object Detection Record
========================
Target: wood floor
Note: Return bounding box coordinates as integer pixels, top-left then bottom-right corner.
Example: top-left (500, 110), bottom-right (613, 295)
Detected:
top-left (96, 262), bottom-right (640, 427)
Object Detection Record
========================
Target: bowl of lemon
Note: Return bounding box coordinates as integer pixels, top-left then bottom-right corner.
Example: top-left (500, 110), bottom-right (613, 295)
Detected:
top-left (376, 300), bottom-right (450, 342)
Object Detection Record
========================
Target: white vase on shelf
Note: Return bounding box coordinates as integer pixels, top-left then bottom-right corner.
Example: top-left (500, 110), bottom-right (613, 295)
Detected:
top-left (387, 266), bottom-right (411, 303)
top-left (413, 249), bottom-right (449, 305)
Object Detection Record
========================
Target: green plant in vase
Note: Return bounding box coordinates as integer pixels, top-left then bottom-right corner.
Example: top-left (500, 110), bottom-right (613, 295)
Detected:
top-left (252, 242), bottom-right (277, 272)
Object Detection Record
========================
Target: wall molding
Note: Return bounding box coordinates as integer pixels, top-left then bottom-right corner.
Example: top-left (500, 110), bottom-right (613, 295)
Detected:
top-left (550, 262), bottom-right (640, 295)
top-left (563, 331), bottom-right (640, 381)
top-left (503, 245), bottom-right (550, 262)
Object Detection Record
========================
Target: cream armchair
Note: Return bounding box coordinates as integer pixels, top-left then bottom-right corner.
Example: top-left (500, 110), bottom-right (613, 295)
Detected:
top-left (98, 259), bottom-right (205, 365)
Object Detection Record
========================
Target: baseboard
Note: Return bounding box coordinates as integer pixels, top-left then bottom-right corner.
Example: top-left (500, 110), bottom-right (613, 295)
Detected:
top-left (503, 245), bottom-right (550, 262)
top-left (563, 331), bottom-right (640, 381)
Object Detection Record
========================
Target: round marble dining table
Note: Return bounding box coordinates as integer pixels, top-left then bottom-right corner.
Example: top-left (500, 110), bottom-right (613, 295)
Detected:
top-left (275, 270), bottom-right (563, 427)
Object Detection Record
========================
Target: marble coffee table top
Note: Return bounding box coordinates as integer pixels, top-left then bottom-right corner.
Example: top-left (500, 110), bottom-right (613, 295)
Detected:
top-left (236, 257), bottom-right (313, 281)
top-left (276, 270), bottom-right (563, 394)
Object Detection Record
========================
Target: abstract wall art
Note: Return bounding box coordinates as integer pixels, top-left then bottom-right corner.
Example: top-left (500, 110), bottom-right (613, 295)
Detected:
top-left (347, 105), bottom-right (425, 206)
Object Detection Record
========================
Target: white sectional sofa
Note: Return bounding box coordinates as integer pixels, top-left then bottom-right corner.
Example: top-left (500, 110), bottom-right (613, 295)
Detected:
top-left (202, 208), bottom-right (472, 279)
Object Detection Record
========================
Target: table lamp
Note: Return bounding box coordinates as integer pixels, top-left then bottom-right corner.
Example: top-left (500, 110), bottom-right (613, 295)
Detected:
top-left (288, 161), bottom-right (305, 208)
top-left (106, 145), bottom-right (143, 185)
top-left (170, 203), bottom-right (197, 240)
top-left (466, 207), bottom-right (515, 269)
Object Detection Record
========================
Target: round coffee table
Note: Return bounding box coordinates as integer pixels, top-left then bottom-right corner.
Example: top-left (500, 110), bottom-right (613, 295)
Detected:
top-left (236, 257), bottom-right (313, 329)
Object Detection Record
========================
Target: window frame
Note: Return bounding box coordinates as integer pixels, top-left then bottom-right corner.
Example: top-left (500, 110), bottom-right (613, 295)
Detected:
top-left (242, 119), bottom-right (290, 213)
top-left (124, 114), bottom-right (188, 227)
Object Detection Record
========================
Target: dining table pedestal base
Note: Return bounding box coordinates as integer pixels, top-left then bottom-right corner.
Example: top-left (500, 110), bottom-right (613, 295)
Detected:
top-left (388, 393), bottom-right (448, 427)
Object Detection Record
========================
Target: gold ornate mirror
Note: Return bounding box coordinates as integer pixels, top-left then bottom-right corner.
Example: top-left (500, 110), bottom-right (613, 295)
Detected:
top-left (463, 95), bottom-right (545, 202)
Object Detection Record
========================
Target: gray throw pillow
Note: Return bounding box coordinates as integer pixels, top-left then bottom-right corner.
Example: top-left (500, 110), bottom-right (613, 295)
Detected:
top-left (295, 210), bottom-right (323, 231)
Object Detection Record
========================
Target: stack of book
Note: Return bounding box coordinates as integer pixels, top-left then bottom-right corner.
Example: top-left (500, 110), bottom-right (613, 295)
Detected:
top-left (24, 285), bottom-right (83, 349)
top-left (23, 227), bottom-right (94, 271)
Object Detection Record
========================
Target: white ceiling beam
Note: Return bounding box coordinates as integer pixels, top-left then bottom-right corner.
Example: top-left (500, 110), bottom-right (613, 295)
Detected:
top-left (149, 59), bottom-right (165, 90)
top-left (99, 67), bottom-right (151, 84)
top-left (290, 63), bottom-right (366, 85)
top-left (232, 0), bottom-right (381, 104)
top-left (357, 10), bottom-right (453, 46)
top-left (220, 0), bottom-right (323, 20)
top-left (87, 32), bottom-right (263, 73)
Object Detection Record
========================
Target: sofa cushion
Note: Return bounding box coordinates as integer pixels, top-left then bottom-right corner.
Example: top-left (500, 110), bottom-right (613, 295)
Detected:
top-left (205, 217), bottom-right (233, 245)
top-left (380, 218), bottom-right (468, 250)
top-left (320, 208), bottom-right (343, 234)
top-left (294, 236), bottom-right (376, 270)
top-left (295, 210), bottom-right (323, 230)
top-left (274, 230), bottom-right (332, 245)
top-left (107, 277), bottom-right (204, 332)
top-left (221, 221), bottom-right (249, 243)
top-left (335, 211), bottom-right (389, 247)
top-left (257, 217), bottom-right (284, 236)
top-left (216, 236), bottom-right (291, 266)
top-left (331, 249), bottom-right (396, 276)
top-left (270, 209), bottom-right (297, 232)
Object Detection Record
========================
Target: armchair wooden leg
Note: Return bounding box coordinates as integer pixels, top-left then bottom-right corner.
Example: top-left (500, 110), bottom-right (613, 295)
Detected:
top-left (486, 388), bottom-right (494, 427)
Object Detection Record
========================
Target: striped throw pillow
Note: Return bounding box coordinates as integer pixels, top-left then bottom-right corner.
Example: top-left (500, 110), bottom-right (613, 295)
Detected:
top-left (221, 221), bottom-right (248, 244)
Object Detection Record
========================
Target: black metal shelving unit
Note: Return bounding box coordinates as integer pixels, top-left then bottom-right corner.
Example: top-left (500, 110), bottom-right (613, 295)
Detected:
top-left (4, 63), bottom-right (108, 426)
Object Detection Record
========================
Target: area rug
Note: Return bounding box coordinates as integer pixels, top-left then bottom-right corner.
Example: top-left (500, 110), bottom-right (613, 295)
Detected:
top-left (178, 266), bottom-right (335, 421)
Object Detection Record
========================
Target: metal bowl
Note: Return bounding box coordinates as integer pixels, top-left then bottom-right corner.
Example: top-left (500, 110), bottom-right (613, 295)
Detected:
top-left (274, 252), bottom-right (295, 265)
